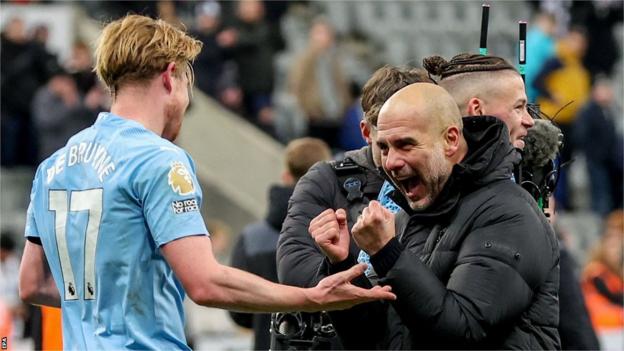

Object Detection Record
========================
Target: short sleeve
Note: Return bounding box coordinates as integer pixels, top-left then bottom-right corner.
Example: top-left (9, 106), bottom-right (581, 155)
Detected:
top-left (24, 166), bottom-right (42, 240)
top-left (135, 148), bottom-right (208, 247)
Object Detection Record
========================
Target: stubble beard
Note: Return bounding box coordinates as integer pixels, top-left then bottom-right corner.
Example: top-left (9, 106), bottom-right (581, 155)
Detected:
top-left (407, 146), bottom-right (451, 211)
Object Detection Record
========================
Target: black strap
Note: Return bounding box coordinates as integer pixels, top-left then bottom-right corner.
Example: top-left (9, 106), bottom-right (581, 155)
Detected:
top-left (330, 159), bottom-right (368, 202)
top-left (330, 158), bottom-right (370, 222)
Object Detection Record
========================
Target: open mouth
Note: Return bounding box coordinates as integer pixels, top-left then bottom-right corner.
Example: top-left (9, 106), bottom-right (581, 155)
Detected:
top-left (397, 175), bottom-right (422, 198)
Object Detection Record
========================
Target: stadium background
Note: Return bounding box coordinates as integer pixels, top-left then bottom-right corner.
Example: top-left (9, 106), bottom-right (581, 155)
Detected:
top-left (1, 0), bottom-right (622, 349)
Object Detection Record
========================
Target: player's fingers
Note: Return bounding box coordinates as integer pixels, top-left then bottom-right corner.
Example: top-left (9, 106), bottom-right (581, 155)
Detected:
top-left (338, 263), bottom-right (367, 283)
top-left (362, 285), bottom-right (396, 301)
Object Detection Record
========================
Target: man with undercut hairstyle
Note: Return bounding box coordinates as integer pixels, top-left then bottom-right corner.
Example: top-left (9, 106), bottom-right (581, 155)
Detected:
top-left (423, 53), bottom-right (534, 151)
top-left (340, 83), bottom-right (560, 349)
top-left (424, 53), bottom-right (599, 350)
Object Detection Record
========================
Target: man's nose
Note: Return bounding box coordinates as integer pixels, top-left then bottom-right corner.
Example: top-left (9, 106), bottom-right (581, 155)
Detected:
top-left (523, 109), bottom-right (535, 127)
top-left (384, 149), bottom-right (405, 173)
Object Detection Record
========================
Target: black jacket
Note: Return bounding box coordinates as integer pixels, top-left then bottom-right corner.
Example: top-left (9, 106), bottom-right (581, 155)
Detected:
top-left (230, 185), bottom-right (294, 350)
top-left (277, 146), bottom-right (384, 287)
top-left (335, 117), bottom-right (562, 349)
top-left (277, 146), bottom-right (391, 349)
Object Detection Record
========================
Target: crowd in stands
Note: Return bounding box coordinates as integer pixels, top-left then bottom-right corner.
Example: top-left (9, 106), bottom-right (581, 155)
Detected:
top-left (0, 0), bottom-right (622, 349)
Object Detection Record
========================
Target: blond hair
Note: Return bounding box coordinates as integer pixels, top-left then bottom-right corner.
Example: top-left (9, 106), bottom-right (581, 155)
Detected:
top-left (285, 137), bottom-right (332, 181)
top-left (94, 14), bottom-right (202, 96)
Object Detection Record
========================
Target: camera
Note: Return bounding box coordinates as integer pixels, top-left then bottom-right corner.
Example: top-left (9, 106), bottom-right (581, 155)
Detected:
top-left (270, 312), bottom-right (341, 350)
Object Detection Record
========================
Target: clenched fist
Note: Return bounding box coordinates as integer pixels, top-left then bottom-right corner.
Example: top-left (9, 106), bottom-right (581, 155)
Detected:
top-left (352, 201), bottom-right (395, 255)
top-left (309, 208), bottom-right (350, 264)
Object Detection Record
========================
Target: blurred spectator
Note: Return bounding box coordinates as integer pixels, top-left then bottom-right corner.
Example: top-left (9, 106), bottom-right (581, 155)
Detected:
top-left (40, 307), bottom-right (62, 350)
top-left (31, 69), bottom-right (103, 161)
top-left (259, 0), bottom-right (288, 52)
top-left (338, 82), bottom-right (367, 151)
top-left (575, 78), bottom-right (624, 217)
top-left (582, 210), bottom-right (624, 350)
top-left (191, 0), bottom-right (244, 114)
top-left (81, 0), bottom-right (158, 21)
top-left (534, 27), bottom-right (591, 124)
top-left (222, 0), bottom-right (277, 135)
top-left (192, 0), bottom-right (226, 98)
top-left (229, 137), bottom-right (332, 350)
top-left (30, 23), bottom-right (48, 46)
top-left (290, 17), bottom-right (351, 150)
top-left (534, 27), bottom-right (591, 210)
top-left (157, 0), bottom-right (184, 29)
top-left (1, 17), bottom-right (57, 167)
top-left (550, 200), bottom-right (601, 350)
top-left (570, 1), bottom-right (623, 77)
top-left (66, 40), bottom-right (97, 95)
top-left (526, 11), bottom-right (557, 103)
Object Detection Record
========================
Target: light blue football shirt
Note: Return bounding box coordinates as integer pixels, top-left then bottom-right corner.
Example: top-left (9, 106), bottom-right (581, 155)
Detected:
top-left (25, 112), bottom-right (208, 349)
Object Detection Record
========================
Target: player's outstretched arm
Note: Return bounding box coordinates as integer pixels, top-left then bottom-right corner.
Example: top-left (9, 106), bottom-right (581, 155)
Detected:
top-left (19, 240), bottom-right (61, 307)
top-left (161, 235), bottom-right (395, 313)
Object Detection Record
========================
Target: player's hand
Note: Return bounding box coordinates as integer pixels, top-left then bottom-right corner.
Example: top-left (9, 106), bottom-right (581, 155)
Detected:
top-left (303, 263), bottom-right (395, 312)
top-left (352, 201), bottom-right (395, 255)
top-left (309, 209), bottom-right (350, 264)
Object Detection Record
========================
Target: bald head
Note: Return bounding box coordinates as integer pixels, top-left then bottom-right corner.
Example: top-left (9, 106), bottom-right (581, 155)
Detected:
top-left (376, 83), bottom-right (466, 211)
top-left (379, 83), bottom-right (463, 133)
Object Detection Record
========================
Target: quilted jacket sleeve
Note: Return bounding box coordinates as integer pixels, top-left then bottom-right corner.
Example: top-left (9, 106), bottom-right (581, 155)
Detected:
top-left (379, 193), bottom-right (559, 347)
top-left (276, 162), bottom-right (338, 287)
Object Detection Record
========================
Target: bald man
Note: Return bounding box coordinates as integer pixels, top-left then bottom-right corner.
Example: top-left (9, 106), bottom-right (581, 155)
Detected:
top-left (346, 83), bottom-right (560, 349)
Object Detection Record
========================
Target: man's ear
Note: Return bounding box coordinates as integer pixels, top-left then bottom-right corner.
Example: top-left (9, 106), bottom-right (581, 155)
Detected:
top-left (444, 125), bottom-right (461, 157)
top-left (360, 120), bottom-right (372, 144)
top-left (281, 170), bottom-right (295, 186)
top-left (162, 62), bottom-right (176, 93)
top-left (466, 97), bottom-right (484, 116)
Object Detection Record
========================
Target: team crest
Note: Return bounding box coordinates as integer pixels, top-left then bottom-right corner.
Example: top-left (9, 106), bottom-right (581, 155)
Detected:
top-left (168, 161), bottom-right (195, 196)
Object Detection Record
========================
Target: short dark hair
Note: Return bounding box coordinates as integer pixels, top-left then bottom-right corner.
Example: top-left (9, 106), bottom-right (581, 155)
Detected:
top-left (361, 65), bottom-right (433, 127)
top-left (285, 137), bottom-right (332, 181)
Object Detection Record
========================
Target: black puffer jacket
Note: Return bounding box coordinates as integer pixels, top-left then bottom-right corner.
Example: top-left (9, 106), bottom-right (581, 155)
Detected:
top-left (364, 116), bottom-right (561, 349)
